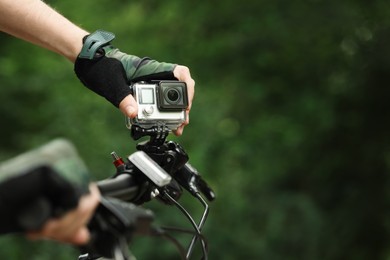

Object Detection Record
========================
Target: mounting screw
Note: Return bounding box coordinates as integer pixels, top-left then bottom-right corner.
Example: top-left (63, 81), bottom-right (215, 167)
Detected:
top-left (151, 189), bottom-right (160, 198)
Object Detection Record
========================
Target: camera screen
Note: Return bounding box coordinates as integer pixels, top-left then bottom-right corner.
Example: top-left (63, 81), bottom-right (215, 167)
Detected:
top-left (139, 88), bottom-right (155, 104)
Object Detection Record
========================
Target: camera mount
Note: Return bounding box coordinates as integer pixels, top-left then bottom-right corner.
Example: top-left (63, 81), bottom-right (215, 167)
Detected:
top-left (130, 125), bottom-right (170, 147)
top-left (128, 124), bottom-right (215, 259)
top-left (129, 124), bottom-right (215, 202)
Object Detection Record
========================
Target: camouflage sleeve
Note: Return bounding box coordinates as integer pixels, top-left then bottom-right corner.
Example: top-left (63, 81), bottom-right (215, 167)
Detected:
top-left (105, 48), bottom-right (176, 82)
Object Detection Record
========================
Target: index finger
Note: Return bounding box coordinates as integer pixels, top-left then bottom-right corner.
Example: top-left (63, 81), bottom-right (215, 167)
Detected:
top-left (173, 65), bottom-right (195, 111)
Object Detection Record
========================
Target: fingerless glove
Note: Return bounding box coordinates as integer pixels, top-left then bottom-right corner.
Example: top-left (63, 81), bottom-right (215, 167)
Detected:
top-left (0, 139), bottom-right (89, 233)
top-left (74, 30), bottom-right (177, 107)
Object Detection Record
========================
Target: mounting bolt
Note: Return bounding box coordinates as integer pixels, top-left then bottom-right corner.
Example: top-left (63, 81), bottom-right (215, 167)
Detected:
top-left (151, 189), bottom-right (160, 198)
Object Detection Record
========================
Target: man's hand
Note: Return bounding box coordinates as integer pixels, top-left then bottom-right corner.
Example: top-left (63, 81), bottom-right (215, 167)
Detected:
top-left (27, 184), bottom-right (100, 245)
top-left (74, 30), bottom-right (195, 135)
top-left (119, 65), bottom-right (195, 135)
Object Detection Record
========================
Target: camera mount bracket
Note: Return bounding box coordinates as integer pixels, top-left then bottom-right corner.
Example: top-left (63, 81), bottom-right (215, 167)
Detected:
top-left (128, 124), bottom-right (215, 259)
top-left (129, 124), bottom-right (215, 202)
top-left (130, 125), bottom-right (170, 147)
top-left (127, 124), bottom-right (187, 204)
top-left (130, 125), bottom-right (188, 175)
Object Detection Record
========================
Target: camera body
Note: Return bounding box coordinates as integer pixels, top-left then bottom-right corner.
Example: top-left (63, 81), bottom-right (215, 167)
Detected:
top-left (128, 81), bottom-right (189, 131)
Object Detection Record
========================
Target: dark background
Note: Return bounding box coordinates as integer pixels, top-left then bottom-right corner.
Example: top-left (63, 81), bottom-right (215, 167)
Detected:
top-left (1, 0), bottom-right (390, 259)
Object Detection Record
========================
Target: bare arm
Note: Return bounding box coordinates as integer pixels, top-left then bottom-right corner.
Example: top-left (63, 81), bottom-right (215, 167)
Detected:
top-left (0, 0), bottom-right (88, 62)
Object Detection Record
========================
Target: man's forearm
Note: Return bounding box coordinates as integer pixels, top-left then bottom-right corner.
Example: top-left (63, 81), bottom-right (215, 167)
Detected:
top-left (0, 0), bottom-right (88, 62)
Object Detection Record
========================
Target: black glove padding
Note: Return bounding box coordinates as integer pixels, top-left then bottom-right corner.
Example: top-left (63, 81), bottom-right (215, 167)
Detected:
top-left (0, 139), bottom-right (90, 234)
top-left (74, 30), bottom-right (177, 107)
top-left (0, 166), bottom-right (86, 233)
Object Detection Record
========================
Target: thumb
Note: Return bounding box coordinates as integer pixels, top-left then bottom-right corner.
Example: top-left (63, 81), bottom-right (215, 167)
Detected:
top-left (119, 94), bottom-right (138, 118)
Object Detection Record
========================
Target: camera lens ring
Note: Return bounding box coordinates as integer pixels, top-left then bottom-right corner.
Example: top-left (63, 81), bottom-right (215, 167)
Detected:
top-left (164, 88), bottom-right (181, 104)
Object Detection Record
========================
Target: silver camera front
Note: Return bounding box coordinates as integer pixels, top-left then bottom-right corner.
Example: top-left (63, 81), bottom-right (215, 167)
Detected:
top-left (127, 81), bottom-right (189, 131)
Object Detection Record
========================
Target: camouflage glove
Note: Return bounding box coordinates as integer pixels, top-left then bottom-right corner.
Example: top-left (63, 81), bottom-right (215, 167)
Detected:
top-left (74, 30), bottom-right (177, 107)
top-left (0, 139), bottom-right (90, 234)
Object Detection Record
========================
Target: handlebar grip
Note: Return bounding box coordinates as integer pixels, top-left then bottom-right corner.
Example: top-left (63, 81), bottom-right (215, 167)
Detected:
top-left (97, 174), bottom-right (139, 201)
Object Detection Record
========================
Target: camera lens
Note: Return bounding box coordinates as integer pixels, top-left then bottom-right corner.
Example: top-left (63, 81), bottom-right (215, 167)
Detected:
top-left (165, 88), bottom-right (180, 104)
top-left (158, 82), bottom-right (188, 110)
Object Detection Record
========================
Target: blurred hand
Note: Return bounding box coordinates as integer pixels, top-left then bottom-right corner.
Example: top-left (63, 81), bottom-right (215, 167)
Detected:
top-left (119, 65), bottom-right (195, 136)
top-left (27, 184), bottom-right (100, 245)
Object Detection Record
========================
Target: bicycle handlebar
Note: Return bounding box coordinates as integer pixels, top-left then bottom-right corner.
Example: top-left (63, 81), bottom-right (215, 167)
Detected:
top-left (0, 138), bottom-right (214, 260)
top-left (97, 174), bottom-right (139, 201)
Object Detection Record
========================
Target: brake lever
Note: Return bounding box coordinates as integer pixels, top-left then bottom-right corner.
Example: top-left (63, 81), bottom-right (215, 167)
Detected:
top-left (174, 163), bottom-right (216, 202)
top-left (79, 197), bottom-right (154, 260)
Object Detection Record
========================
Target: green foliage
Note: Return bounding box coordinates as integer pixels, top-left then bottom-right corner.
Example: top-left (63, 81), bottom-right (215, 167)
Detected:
top-left (1, 0), bottom-right (390, 259)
